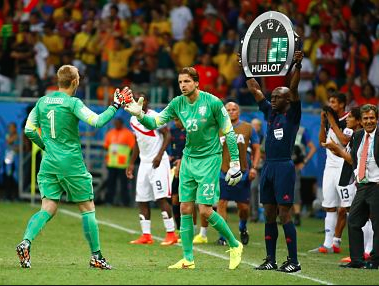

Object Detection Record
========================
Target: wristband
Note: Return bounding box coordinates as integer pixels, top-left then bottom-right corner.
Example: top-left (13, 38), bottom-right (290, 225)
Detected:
top-left (295, 63), bottom-right (302, 69)
top-left (111, 102), bottom-right (121, 109)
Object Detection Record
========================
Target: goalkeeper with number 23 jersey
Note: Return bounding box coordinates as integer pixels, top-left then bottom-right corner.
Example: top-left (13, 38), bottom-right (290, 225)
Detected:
top-left (123, 67), bottom-right (244, 270)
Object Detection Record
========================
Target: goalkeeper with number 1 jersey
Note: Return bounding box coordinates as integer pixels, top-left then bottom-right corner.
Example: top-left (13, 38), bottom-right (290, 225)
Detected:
top-left (16, 65), bottom-right (125, 270)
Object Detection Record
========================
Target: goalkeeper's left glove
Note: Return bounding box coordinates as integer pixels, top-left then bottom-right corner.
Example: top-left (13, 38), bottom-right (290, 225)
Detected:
top-left (225, 161), bottom-right (242, 186)
top-left (124, 96), bottom-right (145, 119)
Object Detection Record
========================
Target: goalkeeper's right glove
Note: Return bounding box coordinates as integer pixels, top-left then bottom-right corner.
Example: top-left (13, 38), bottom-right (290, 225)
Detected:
top-left (112, 88), bottom-right (122, 109)
top-left (225, 161), bottom-right (242, 186)
top-left (124, 96), bottom-right (144, 119)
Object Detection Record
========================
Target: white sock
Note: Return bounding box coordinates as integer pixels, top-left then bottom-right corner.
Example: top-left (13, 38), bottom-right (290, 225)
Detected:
top-left (161, 211), bottom-right (175, 232)
top-left (363, 220), bottom-right (373, 254)
top-left (323, 211), bottom-right (337, 248)
top-left (140, 220), bottom-right (151, 234)
top-left (193, 224), bottom-right (197, 234)
top-left (163, 218), bottom-right (175, 232)
top-left (333, 237), bottom-right (342, 248)
top-left (200, 227), bottom-right (208, 237)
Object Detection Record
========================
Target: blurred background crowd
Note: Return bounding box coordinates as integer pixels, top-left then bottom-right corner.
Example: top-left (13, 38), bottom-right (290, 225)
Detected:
top-left (0, 0), bottom-right (378, 108)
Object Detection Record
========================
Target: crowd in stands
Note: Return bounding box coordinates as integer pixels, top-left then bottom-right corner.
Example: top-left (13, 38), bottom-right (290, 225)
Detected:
top-left (0, 0), bottom-right (378, 107)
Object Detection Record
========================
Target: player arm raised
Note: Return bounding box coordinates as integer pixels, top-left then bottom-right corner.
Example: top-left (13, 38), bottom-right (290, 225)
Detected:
top-left (123, 87), bottom-right (176, 129)
top-left (289, 51), bottom-right (303, 102)
top-left (24, 106), bottom-right (45, 150)
top-left (246, 78), bottom-right (266, 103)
top-left (73, 89), bottom-right (123, 128)
top-left (324, 112), bottom-right (350, 146)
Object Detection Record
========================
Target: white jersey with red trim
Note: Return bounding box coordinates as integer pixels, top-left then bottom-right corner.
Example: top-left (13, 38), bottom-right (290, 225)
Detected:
top-left (325, 112), bottom-right (349, 168)
top-left (130, 109), bottom-right (169, 163)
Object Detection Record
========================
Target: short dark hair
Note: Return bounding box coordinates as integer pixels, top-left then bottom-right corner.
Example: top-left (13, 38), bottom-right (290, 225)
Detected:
top-left (329, 92), bottom-right (346, 106)
top-left (179, 67), bottom-right (199, 82)
top-left (360, 104), bottom-right (378, 118)
top-left (350, 107), bottom-right (361, 121)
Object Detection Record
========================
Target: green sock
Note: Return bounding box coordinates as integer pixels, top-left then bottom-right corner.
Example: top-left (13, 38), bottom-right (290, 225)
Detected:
top-left (23, 210), bottom-right (52, 242)
top-left (180, 214), bottom-right (194, 262)
top-left (82, 211), bottom-right (100, 253)
top-left (208, 211), bottom-right (239, 248)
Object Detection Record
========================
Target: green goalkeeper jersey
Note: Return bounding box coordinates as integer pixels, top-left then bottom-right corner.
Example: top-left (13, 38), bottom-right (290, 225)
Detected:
top-left (25, 91), bottom-right (117, 176)
top-left (139, 91), bottom-right (239, 161)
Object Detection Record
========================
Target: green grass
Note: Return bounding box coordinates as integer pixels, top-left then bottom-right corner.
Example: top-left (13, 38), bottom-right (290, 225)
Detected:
top-left (0, 202), bottom-right (377, 285)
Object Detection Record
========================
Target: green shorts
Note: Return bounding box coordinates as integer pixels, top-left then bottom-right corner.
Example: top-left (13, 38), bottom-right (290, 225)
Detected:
top-left (179, 154), bottom-right (222, 205)
top-left (37, 172), bottom-right (94, 203)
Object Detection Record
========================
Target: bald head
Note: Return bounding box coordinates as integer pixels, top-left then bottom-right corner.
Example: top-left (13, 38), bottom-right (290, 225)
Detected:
top-left (225, 101), bottom-right (240, 124)
top-left (271, 86), bottom-right (290, 112)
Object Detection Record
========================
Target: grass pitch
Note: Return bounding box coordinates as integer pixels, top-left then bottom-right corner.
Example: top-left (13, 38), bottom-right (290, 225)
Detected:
top-left (0, 202), bottom-right (377, 285)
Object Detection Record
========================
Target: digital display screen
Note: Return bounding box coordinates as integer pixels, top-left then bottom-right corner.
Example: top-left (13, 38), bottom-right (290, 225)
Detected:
top-left (248, 37), bottom-right (288, 63)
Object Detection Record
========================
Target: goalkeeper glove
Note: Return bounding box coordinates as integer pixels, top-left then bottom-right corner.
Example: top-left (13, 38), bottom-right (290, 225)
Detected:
top-left (124, 96), bottom-right (145, 119)
top-left (112, 87), bottom-right (133, 109)
top-left (112, 88), bottom-right (122, 109)
top-left (225, 161), bottom-right (242, 186)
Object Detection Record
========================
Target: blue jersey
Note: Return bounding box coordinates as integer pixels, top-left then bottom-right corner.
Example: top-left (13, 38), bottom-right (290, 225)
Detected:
top-left (259, 100), bottom-right (301, 161)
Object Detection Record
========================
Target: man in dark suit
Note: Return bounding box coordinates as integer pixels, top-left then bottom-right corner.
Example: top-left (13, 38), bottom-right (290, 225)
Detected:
top-left (322, 104), bottom-right (379, 269)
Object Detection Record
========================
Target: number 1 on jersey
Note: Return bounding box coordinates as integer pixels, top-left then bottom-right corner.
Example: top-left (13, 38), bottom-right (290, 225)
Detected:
top-left (47, 110), bottom-right (56, 138)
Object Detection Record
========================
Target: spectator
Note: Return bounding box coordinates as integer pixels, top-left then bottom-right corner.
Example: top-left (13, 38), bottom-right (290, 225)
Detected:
top-left (315, 69), bottom-right (338, 106)
top-left (41, 23), bottom-right (64, 77)
top-left (101, 0), bottom-right (131, 21)
top-left (199, 4), bottom-right (223, 56)
top-left (31, 32), bottom-right (49, 81)
top-left (10, 31), bottom-right (36, 93)
top-left (294, 25), bottom-right (315, 103)
top-left (169, 0), bottom-right (193, 41)
top-left (209, 74), bottom-right (229, 101)
top-left (345, 32), bottom-right (370, 84)
top-left (20, 74), bottom-right (45, 98)
top-left (106, 37), bottom-right (134, 86)
top-left (171, 27), bottom-right (198, 71)
top-left (340, 74), bottom-right (362, 105)
top-left (315, 28), bottom-right (343, 82)
top-left (194, 53), bottom-right (219, 93)
top-left (96, 76), bottom-right (114, 105)
top-left (213, 42), bottom-right (239, 86)
top-left (72, 19), bottom-right (99, 82)
top-left (355, 81), bottom-right (378, 106)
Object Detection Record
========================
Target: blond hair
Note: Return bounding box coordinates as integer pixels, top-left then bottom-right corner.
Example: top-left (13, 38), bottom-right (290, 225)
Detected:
top-left (57, 65), bottom-right (79, 88)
